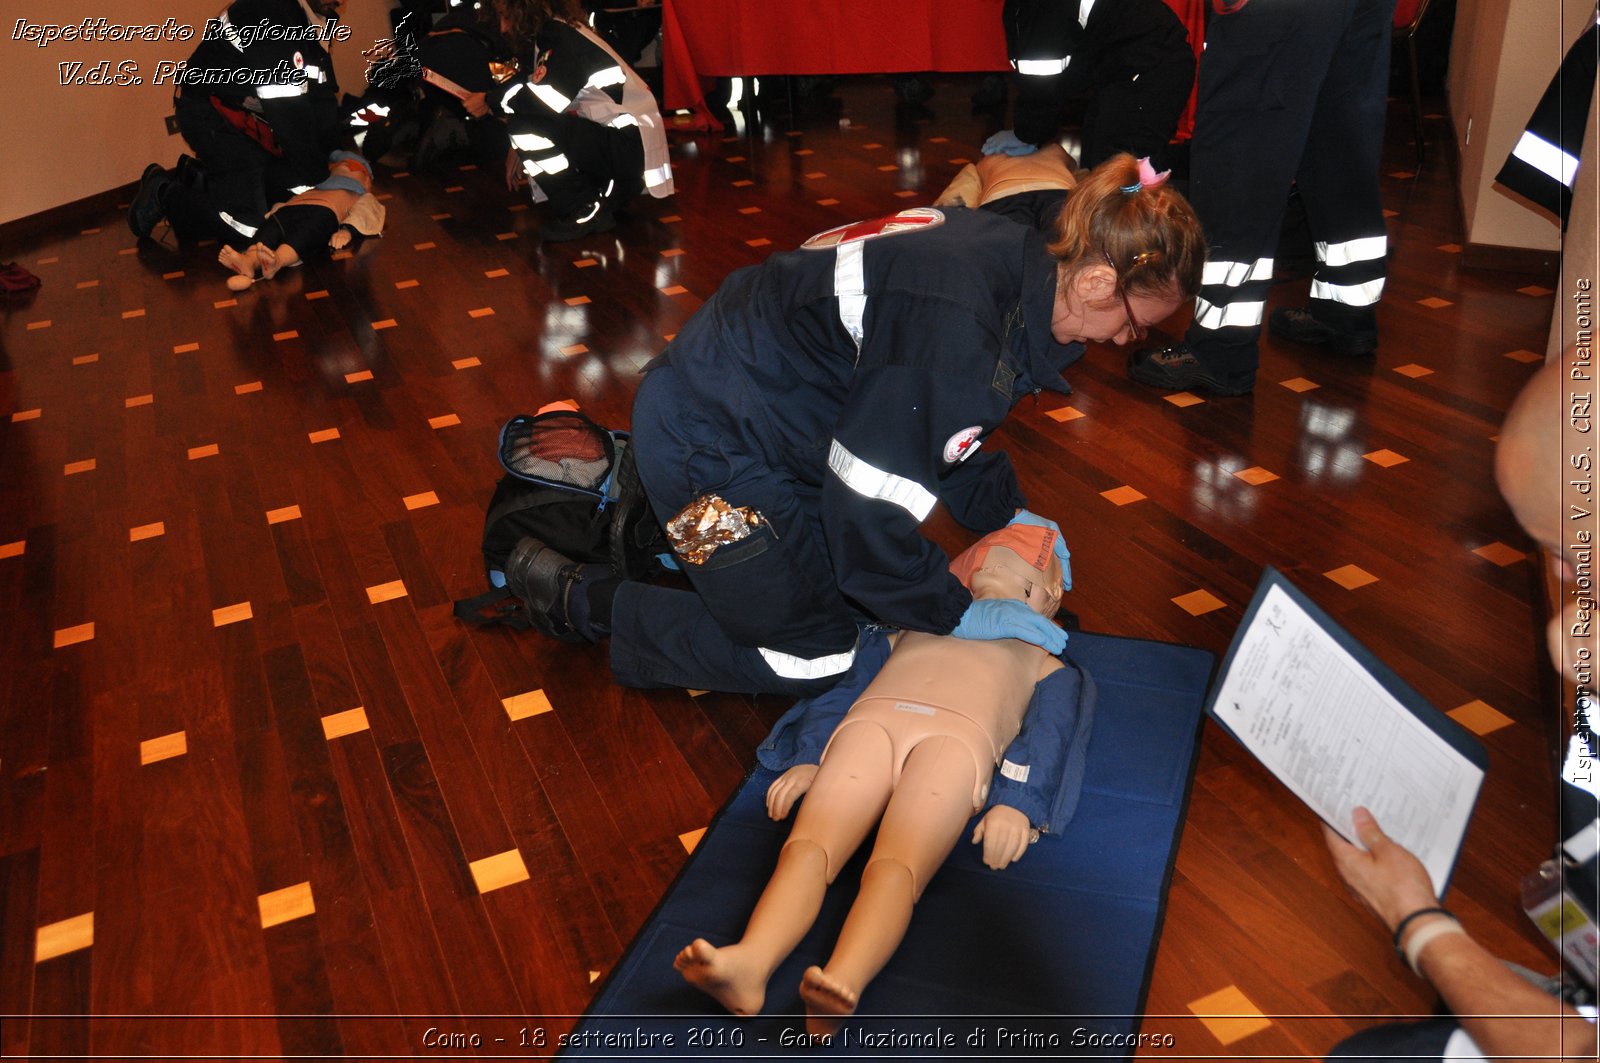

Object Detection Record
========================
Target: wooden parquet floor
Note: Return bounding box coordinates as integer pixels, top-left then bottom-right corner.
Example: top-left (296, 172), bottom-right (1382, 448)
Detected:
top-left (0, 76), bottom-right (1565, 1059)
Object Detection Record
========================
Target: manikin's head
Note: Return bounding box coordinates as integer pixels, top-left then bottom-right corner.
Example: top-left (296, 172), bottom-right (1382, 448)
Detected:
top-left (948, 525), bottom-right (1063, 619)
top-left (1496, 345), bottom-right (1595, 683)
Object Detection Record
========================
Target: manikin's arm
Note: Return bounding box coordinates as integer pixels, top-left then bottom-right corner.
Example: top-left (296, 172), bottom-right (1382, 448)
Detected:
top-left (1325, 808), bottom-right (1596, 1061)
top-left (984, 659), bottom-right (1094, 833)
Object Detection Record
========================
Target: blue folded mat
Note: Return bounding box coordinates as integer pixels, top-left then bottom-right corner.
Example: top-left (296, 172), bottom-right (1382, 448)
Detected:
top-left (564, 631), bottom-right (1214, 1060)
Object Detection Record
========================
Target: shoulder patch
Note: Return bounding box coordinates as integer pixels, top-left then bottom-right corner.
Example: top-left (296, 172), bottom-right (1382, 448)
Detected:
top-left (943, 425), bottom-right (984, 464)
top-left (800, 207), bottom-right (944, 250)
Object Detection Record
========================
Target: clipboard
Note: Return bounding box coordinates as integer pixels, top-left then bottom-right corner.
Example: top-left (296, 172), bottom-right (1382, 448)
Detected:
top-left (1203, 567), bottom-right (1488, 896)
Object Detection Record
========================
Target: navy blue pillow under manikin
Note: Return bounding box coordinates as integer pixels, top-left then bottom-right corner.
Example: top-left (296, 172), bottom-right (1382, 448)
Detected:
top-left (564, 631), bottom-right (1214, 1061)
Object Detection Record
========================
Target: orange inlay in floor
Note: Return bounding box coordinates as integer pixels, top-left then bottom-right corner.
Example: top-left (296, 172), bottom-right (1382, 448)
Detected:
top-left (660, 285), bottom-right (687, 296)
top-left (12, 409), bottom-right (42, 422)
top-left (1234, 466), bottom-right (1279, 486)
top-left (662, 249), bottom-right (685, 258)
top-left (366, 580), bottom-right (408, 604)
top-left (485, 268), bottom-right (510, 278)
top-left (173, 342), bottom-right (200, 354)
top-left (25, 320), bottom-right (50, 330)
top-left (1389, 170), bottom-right (1416, 179)
top-left (469, 849), bottom-right (530, 895)
top-left (894, 190), bottom-right (917, 198)
top-left (453, 357), bottom-right (481, 370)
top-left (1473, 541), bottom-right (1528, 566)
top-left (1449, 699), bottom-right (1514, 735)
top-left (794, 148), bottom-right (814, 156)
top-left (495, 232), bottom-right (518, 241)
top-left (737, 207), bottom-right (762, 215)
top-left (503, 689), bottom-right (553, 721)
top-left (429, 414), bottom-right (462, 429)
top-left (64, 459), bottom-right (96, 476)
top-left (659, 215), bottom-right (682, 223)
top-left (37, 256), bottom-right (58, 264)
top-left (265, 505), bottom-right (302, 524)
top-left (0, 541), bottom-right (24, 559)
top-left (444, 185), bottom-right (464, 193)
top-left (560, 344), bottom-right (589, 356)
top-left (430, 212), bottom-right (451, 221)
top-left (68, 354), bottom-right (98, 367)
top-left (82, 227), bottom-right (101, 234)
top-left (732, 180), bottom-right (753, 188)
top-left (1394, 363), bottom-right (1434, 378)
top-left (1102, 485), bottom-right (1146, 506)
top-left (876, 164), bottom-right (899, 172)
top-left (1416, 297), bottom-right (1453, 310)
top-left (1438, 243), bottom-right (1462, 253)
top-left (574, 258), bottom-right (598, 268)
top-left (403, 491), bottom-right (439, 510)
top-left (817, 197), bottom-right (840, 206)
top-left (1164, 392), bottom-right (1205, 408)
top-left (1324, 564), bottom-right (1378, 590)
top-left (663, 333), bottom-right (676, 342)
top-left (76, 280), bottom-right (99, 289)
top-left (468, 307), bottom-right (495, 318)
top-left (345, 370), bottom-right (374, 383)
top-left (305, 289), bottom-right (329, 300)
top-left (118, 247), bottom-right (139, 255)
top-left (1505, 349), bottom-right (1543, 363)
top-left (928, 136), bottom-right (949, 144)
top-left (140, 731), bottom-right (187, 765)
top-left (235, 381), bottom-right (263, 395)
top-left (679, 828), bottom-right (707, 854)
top-left (258, 882), bottom-right (315, 929)
top-left (1384, 209), bottom-right (1400, 218)
top-left (565, 295), bottom-right (591, 306)
top-left (212, 602), bottom-right (253, 627)
top-left (129, 522), bottom-right (165, 542)
top-left (321, 706), bottom-right (370, 740)
top-left (1047, 406), bottom-right (1085, 423)
top-left (805, 171), bottom-right (827, 180)
top-left (54, 623), bottom-right (95, 649)
top-left (308, 428), bottom-right (341, 444)
top-left (1187, 984), bottom-right (1272, 1046)
top-left (687, 689), bottom-right (708, 698)
top-left (949, 157), bottom-right (972, 165)
top-left (507, 203), bottom-right (528, 213)
top-left (1363, 448), bottom-right (1409, 467)
top-left (1172, 589), bottom-right (1226, 616)
top-left (1519, 285), bottom-right (1554, 297)
top-left (213, 299), bottom-right (237, 309)
top-left (35, 913), bottom-right (94, 963)
top-left (121, 308), bottom-right (145, 319)
top-left (746, 238), bottom-right (771, 248)
top-left (413, 242), bottom-right (436, 251)
top-left (163, 271), bottom-right (185, 280)
top-left (862, 142), bottom-right (883, 149)
top-left (273, 330), bottom-right (298, 342)
top-left (187, 444), bottom-right (219, 460)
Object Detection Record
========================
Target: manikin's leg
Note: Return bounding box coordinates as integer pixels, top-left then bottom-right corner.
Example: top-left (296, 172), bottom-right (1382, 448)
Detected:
top-left (799, 736), bottom-right (976, 1036)
top-left (675, 723), bottom-right (893, 1015)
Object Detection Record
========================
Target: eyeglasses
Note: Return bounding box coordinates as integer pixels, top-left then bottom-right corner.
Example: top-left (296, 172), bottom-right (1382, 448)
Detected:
top-left (1102, 250), bottom-right (1147, 342)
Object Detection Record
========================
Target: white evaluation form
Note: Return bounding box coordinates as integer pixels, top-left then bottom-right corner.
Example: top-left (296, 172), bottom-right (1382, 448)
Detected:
top-left (1209, 574), bottom-right (1486, 897)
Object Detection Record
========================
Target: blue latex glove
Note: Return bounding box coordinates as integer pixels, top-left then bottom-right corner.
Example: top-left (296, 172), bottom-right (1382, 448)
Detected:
top-left (952, 598), bottom-right (1067, 654)
top-left (1007, 509), bottom-right (1073, 591)
top-left (982, 129), bottom-right (1039, 157)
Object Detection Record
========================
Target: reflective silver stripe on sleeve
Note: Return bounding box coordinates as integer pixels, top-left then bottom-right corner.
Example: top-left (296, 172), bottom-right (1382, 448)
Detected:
top-left (218, 211), bottom-right (259, 238)
top-left (511, 132), bottom-right (555, 151)
top-left (758, 645), bottom-right (857, 680)
top-left (1309, 277), bottom-right (1385, 307)
top-left (500, 82), bottom-right (525, 111)
top-left (827, 440), bottom-right (936, 521)
top-left (643, 162), bottom-right (673, 189)
top-left (834, 241), bottom-right (867, 352)
top-left (531, 83), bottom-right (572, 112)
top-left (608, 113), bottom-right (639, 129)
top-left (257, 81), bottom-right (309, 99)
top-left (1314, 235), bottom-right (1387, 267)
top-left (1192, 297), bottom-right (1265, 330)
top-left (586, 65), bottom-right (626, 90)
top-left (1014, 57), bottom-right (1070, 76)
top-left (1512, 130), bottom-right (1581, 188)
top-left (1201, 256), bottom-right (1273, 288)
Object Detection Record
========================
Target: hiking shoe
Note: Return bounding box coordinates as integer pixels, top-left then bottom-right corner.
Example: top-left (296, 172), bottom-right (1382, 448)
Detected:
top-left (1127, 343), bottom-right (1254, 397)
top-left (542, 207), bottom-right (616, 243)
top-left (502, 537), bottom-right (587, 642)
top-left (128, 163), bottom-right (172, 238)
top-left (1269, 306), bottom-right (1377, 357)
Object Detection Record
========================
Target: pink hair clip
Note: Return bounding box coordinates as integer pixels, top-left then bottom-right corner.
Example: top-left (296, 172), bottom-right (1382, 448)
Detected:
top-left (1120, 157), bottom-right (1172, 193)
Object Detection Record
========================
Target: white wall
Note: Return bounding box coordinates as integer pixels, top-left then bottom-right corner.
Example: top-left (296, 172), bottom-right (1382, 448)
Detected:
top-left (0, 0), bottom-right (393, 227)
top-left (1449, 0), bottom-right (1596, 251)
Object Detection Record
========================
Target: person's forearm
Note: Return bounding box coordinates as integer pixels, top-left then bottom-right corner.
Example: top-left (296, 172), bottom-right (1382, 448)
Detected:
top-left (1413, 925), bottom-right (1594, 1060)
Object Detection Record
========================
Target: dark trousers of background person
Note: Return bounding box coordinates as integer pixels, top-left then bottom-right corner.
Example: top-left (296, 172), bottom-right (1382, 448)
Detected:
top-left (167, 91), bottom-right (336, 249)
top-left (512, 112), bottom-right (645, 220)
top-left (1183, 0), bottom-right (1396, 392)
top-left (1078, 51), bottom-right (1194, 172)
top-left (607, 365), bottom-right (863, 697)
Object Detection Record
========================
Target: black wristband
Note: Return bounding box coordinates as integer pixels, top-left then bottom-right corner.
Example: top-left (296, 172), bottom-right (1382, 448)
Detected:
top-left (1390, 906), bottom-right (1455, 956)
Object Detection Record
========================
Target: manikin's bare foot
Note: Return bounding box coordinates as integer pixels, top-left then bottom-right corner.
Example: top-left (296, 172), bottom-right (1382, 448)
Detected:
top-left (673, 939), bottom-right (768, 1016)
top-left (254, 243), bottom-right (285, 280)
top-left (217, 245), bottom-right (258, 286)
top-left (799, 965), bottom-right (858, 1037)
top-left (329, 228), bottom-right (352, 250)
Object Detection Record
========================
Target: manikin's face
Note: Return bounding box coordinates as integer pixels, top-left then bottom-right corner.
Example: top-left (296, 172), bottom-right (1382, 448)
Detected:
top-left (1051, 265), bottom-right (1184, 347)
top-left (968, 546), bottom-right (1062, 619)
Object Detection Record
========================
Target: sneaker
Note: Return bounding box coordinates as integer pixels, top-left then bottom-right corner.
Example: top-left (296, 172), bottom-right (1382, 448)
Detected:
top-left (542, 207), bottom-right (616, 243)
top-left (1269, 306), bottom-right (1377, 357)
top-left (502, 537), bottom-right (587, 642)
top-left (1128, 343), bottom-right (1254, 397)
top-left (128, 163), bottom-right (172, 238)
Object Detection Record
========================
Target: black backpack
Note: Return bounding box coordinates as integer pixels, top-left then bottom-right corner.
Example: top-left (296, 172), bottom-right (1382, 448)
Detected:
top-left (452, 408), bottom-right (666, 630)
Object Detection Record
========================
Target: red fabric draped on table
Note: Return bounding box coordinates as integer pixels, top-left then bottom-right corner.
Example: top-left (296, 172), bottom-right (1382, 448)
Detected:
top-left (662, 0), bottom-right (1202, 136)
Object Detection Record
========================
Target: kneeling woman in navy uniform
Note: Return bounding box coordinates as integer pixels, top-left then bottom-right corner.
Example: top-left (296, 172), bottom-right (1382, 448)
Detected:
top-left (519, 154), bottom-right (1205, 696)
